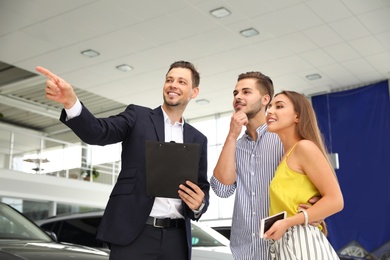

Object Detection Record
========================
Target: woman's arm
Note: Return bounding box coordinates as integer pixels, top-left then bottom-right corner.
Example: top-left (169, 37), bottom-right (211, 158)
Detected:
top-left (264, 140), bottom-right (343, 240)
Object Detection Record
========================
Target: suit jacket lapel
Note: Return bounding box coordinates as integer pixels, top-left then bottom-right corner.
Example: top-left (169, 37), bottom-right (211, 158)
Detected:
top-left (183, 123), bottom-right (194, 143)
top-left (150, 107), bottom-right (164, 141)
top-left (151, 107), bottom-right (195, 143)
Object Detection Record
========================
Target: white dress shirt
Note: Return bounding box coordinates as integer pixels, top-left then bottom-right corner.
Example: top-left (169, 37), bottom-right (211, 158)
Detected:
top-left (149, 106), bottom-right (184, 219)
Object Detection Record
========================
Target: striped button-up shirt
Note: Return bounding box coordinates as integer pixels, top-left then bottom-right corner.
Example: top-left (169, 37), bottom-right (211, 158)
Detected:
top-left (211, 124), bottom-right (283, 260)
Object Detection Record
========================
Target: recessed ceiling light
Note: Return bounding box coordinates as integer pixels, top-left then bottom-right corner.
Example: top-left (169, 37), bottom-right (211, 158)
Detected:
top-left (81, 49), bottom-right (100, 58)
top-left (210, 7), bottom-right (231, 18)
top-left (306, 74), bottom-right (322, 80)
top-left (196, 99), bottom-right (210, 105)
top-left (116, 64), bottom-right (133, 72)
top-left (240, 28), bottom-right (259, 38)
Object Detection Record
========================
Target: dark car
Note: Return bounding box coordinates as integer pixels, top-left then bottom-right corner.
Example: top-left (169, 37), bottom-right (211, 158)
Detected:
top-left (36, 211), bottom-right (234, 260)
top-left (0, 202), bottom-right (109, 260)
top-left (200, 218), bottom-right (232, 239)
top-left (211, 225), bottom-right (231, 240)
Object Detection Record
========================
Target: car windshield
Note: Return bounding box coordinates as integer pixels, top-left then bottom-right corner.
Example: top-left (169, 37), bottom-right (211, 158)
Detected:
top-left (191, 223), bottom-right (229, 247)
top-left (0, 203), bottom-right (52, 241)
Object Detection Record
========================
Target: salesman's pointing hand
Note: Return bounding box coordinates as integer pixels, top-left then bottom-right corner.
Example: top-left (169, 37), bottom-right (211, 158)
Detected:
top-left (36, 66), bottom-right (78, 109)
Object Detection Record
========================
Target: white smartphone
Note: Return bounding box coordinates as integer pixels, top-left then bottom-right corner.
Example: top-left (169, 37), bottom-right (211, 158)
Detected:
top-left (260, 211), bottom-right (287, 238)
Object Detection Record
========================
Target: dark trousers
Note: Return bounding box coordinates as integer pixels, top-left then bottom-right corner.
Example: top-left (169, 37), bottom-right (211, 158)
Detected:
top-left (109, 225), bottom-right (188, 260)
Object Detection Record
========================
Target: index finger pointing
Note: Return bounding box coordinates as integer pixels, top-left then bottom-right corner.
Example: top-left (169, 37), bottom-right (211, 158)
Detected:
top-left (36, 66), bottom-right (60, 83)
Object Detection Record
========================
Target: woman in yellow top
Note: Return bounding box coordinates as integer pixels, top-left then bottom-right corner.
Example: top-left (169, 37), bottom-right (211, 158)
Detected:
top-left (264, 90), bottom-right (344, 260)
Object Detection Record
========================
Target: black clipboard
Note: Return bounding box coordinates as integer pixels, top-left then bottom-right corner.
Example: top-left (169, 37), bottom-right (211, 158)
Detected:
top-left (145, 140), bottom-right (200, 198)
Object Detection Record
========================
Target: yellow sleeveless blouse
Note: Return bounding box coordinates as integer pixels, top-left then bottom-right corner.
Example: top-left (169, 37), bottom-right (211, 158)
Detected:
top-left (269, 143), bottom-right (320, 218)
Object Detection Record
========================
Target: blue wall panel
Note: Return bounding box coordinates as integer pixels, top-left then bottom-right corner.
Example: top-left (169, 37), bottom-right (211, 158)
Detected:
top-left (312, 80), bottom-right (390, 253)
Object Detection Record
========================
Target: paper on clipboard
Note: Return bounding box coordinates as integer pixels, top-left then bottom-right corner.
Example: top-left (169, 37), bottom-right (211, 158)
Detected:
top-left (145, 140), bottom-right (199, 198)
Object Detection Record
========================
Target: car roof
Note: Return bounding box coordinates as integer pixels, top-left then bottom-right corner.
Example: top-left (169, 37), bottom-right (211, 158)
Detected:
top-left (35, 210), bottom-right (104, 224)
top-left (35, 210), bottom-right (230, 244)
top-left (199, 218), bottom-right (232, 227)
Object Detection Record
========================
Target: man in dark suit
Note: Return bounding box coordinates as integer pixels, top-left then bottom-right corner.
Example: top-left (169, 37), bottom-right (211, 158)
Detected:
top-left (36, 61), bottom-right (210, 260)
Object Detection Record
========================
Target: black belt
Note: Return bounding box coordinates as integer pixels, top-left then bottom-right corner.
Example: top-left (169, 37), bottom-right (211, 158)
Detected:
top-left (146, 216), bottom-right (185, 228)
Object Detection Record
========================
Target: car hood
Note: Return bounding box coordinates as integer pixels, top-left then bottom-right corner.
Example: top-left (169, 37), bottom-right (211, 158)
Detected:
top-left (0, 241), bottom-right (108, 260)
top-left (192, 246), bottom-right (234, 260)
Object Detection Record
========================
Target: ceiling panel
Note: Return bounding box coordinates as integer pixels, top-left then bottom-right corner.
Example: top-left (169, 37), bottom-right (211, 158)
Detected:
top-left (0, 0), bottom-right (389, 149)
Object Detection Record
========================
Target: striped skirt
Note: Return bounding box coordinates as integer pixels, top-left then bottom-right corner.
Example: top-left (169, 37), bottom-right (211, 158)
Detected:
top-left (268, 225), bottom-right (339, 260)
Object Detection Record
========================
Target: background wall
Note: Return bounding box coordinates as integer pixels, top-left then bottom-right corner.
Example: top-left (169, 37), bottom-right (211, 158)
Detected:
top-left (0, 168), bottom-right (111, 209)
top-left (312, 80), bottom-right (390, 254)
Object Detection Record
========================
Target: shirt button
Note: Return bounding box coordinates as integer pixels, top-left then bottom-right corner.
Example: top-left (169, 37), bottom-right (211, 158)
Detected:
top-left (253, 211), bottom-right (256, 215)
top-left (251, 172), bottom-right (254, 175)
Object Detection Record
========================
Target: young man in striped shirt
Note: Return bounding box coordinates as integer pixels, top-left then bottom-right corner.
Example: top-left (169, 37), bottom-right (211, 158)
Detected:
top-left (211, 72), bottom-right (320, 260)
top-left (210, 71), bottom-right (282, 260)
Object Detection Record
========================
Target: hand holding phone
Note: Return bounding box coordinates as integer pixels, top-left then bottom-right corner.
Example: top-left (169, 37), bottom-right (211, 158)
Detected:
top-left (260, 211), bottom-right (286, 238)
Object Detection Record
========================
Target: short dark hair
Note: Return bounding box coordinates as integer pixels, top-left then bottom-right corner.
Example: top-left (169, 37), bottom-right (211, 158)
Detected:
top-left (167, 61), bottom-right (200, 88)
top-left (237, 71), bottom-right (274, 98)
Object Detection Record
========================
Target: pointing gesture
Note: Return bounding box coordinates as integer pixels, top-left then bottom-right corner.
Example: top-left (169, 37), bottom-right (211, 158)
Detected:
top-left (36, 66), bottom-right (78, 109)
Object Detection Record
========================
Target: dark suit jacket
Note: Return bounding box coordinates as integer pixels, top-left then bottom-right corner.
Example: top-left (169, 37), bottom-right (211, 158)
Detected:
top-left (60, 104), bottom-right (209, 260)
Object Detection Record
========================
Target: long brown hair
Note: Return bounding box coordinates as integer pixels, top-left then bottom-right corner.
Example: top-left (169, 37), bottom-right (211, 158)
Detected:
top-left (275, 90), bottom-right (336, 235)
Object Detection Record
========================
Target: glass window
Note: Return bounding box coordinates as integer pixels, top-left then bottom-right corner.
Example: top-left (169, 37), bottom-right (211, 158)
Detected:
top-left (191, 224), bottom-right (226, 247)
top-left (58, 217), bottom-right (105, 248)
top-left (0, 203), bottom-right (51, 241)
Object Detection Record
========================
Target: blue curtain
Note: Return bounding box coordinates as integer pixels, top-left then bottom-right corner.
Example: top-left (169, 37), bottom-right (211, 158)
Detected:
top-left (312, 80), bottom-right (390, 253)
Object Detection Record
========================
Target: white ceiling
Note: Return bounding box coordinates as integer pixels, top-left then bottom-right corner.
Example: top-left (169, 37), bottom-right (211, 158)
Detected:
top-left (1, 0), bottom-right (390, 122)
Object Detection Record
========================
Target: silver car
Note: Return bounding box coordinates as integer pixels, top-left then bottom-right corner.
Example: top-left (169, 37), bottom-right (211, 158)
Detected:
top-left (0, 202), bottom-right (109, 260)
top-left (36, 211), bottom-right (233, 260)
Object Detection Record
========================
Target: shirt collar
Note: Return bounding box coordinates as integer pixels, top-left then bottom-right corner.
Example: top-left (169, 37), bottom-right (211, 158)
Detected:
top-left (161, 106), bottom-right (185, 127)
top-left (244, 123), bottom-right (268, 141)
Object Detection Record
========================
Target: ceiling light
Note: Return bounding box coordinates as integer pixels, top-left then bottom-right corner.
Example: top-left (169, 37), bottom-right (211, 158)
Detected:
top-left (116, 64), bottom-right (133, 72)
top-left (240, 28), bottom-right (259, 38)
top-left (81, 49), bottom-right (100, 58)
top-left (196, 99), bottom-right (210, 105)
top-left (210, 7), bottom-right (231, 18)
top-left (306, 74), bottom-right (322, 80)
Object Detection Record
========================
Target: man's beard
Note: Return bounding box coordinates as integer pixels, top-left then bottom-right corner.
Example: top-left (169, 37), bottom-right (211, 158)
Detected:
top-left (163, 96), bottom-right (181, 107)
top-left (165, 100), bottom-right (179, 107)
top-left (246, 105), bottom-right (263, 120)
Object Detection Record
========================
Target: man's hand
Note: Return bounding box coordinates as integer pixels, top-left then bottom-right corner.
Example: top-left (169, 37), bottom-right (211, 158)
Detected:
top-left (178, 181), bottom-right (204, 211)
top-left (298, 196), bottom-right (323, 226)
top-left (36, 66), bottom-right (78, 109)
top-left (228, 111), bottom-right (248, 139)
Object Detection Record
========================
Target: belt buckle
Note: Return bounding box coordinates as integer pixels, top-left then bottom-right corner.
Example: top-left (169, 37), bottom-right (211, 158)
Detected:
top-left (153, 218), bottom-right (165, 228)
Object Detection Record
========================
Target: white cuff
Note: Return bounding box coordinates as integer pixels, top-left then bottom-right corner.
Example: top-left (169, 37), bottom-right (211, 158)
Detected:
top-left (192, 201), bottom-right (205, 217)
top-left (65, 98), bottom-right (82, 120)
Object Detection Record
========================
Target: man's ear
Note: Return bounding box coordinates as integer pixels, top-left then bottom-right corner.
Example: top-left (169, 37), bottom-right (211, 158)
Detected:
top-left (262, 94), bottom-right (271, 106)
top-left (191, 87), bottom-right (199, 99)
